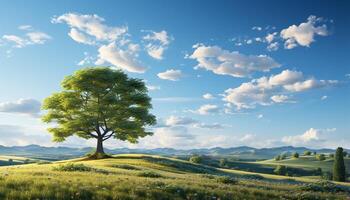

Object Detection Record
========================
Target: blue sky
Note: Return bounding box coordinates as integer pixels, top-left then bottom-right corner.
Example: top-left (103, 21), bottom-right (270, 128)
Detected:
top-left (0, 0), bottom-right (349, 149)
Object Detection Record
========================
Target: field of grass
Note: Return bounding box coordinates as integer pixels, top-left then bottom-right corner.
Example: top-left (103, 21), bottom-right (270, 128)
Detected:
top-left (0, 154), bottom-right (349, 199)
top-left (256, 156), bottom-right (350, 173)
top-left (0, 156), bottom-right (39, 166)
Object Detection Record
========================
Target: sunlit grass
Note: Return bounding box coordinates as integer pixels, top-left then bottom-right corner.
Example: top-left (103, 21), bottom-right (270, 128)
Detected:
top-left (0, 154), bottom-right (348, 199)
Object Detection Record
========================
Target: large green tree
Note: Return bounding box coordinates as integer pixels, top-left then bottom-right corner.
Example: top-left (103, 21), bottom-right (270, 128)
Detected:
top-left (42, 67), bottom-right (156, 158)
top-left (333, 147), bottom-right (346, 182)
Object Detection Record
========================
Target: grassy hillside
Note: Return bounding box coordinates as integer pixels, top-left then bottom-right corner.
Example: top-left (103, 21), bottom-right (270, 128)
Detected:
top-left (0, 154), bottom-right (349, 199)
top-left (0, 155), bottom-right (39, 166)
top-left (257, 156), bottom-right (350, 173)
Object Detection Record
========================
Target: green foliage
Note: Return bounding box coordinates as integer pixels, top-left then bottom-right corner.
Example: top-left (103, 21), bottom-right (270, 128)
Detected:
top-left (316, 154), bottom-right (326, 161)
top-left (189, 155), bottom-right (202, 164)
top-left (343, 151), bottom-right (348, 157)
top-left (53, 163), bottom-right (93, 172)
top-left (300, 181), bottom-right (349, 193)
top-left (274, 165), bottom-right (287, 175)
top-left (42, 67), bottom-right (156, 155)
top-left (329, 153), bottom-right (335, 158)
top-left (274, 155), bottom-right (281, 161)
top-left (304, 151), bottom-right (312, 156)
top-left (137, 171), bottom-right (162, 178)
top-left (216, 176), bottom-right (238, 185)
top-left (321, 172), bottom-right (333, 180)
top-left (333, 147), bottom-right (346, 182)
top-left (111, 164), bottom-right (139, 170)
top-left (274, 154), bottom-right (287, 161)
top-left (292, 152), bottom-right (299, 158)
top-left (219, 158), bottom-right (227, 168)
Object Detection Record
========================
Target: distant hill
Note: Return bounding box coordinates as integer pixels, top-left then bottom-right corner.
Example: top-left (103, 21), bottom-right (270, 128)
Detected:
top-left (0, 144), bottom-right (345, 161)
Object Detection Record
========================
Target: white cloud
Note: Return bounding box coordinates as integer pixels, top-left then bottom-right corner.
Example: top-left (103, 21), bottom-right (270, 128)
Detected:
top-left (203, 93), bottom-right (215, 99)
top-left (68, 28), bottom-right (95, 45)
top-left (193, 104), bottom-right (220, 115)
top-left (189, 44), bottom-right (280, 77)
top-left (146, 84), bottom-right (160, 91)
top-left (252, 26), bottom-right (262, 31)
top-left (95, 42), bottom-right (146, 73)
top-left (157, 69), bottom-right (182, 81)
top-left (280, 15), bottom-right (329, 49)
top-left (52, 13), bottom-right (149, 73)
top-left (0, 99), bottom-right (41, 117)
top-left (267, 42), bottom-right (279, 51)
top-left (52, 13), bottom-right (127, 43)
top-left (2, 26), bottom-right (51, 48)
top-left (18, 25), bottom-right (33, 31)
top-left (26, 32), bottom-right (51, 44)
top-left (2, 35), bottom-right (27, 48)
top-left (282, 128), bottom-right (336, 147)
top-left (265, 32), bottom-right (277, 43)
top-left (257, 114), bottom-right (263, 119)
top-left (223, 70), bottom-right (337, 109)
top-left (271, 95), bottom-right (290, 103)
top-left (165, 115), bottom-right (197, 126)
top-left (321, 95), bottom-right (328, 100)
top-left (143, 30), bottom-right (173, 60)
top-left (193, 123), bottom-right (224, 129)
top-left (0, 125), bottom-right (51, 146)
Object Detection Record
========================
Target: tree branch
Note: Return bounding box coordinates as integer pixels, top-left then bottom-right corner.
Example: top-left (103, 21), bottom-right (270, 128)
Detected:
top-left (103, 131), bottom-right (115, 141)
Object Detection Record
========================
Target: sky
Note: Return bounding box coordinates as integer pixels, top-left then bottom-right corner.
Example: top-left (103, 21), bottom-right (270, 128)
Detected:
top-left (0, 0), bottom-right (349, 149)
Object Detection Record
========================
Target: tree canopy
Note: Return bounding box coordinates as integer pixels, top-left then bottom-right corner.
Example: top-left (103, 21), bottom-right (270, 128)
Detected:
top-left (42, 67), bottom-right (156, 158)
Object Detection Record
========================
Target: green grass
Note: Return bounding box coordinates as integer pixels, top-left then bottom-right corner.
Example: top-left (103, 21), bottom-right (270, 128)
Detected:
top-left (0, 154), bottom-right (349, 199)
top-left (256, 156), bottom-right (350, 173)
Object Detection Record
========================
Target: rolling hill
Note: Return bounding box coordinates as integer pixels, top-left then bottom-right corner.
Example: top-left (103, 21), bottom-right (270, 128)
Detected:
top-left (0, 154), bottom-right (349, 199)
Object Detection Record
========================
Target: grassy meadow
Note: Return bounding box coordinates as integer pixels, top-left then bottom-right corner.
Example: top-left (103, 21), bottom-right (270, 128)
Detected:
top-left (0, 154), bottom-right (349, 199)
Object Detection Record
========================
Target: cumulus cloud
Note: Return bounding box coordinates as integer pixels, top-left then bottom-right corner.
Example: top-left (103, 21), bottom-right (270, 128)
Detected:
top-left (223, 70), bottom-right (337, 109)
top-left (1, 28), bottom-right (51, 49)
top-left (52, 13), bottom-right (152, 73)
top-left (0, 98), bottom-right (41, 117)
top-left (95, 42), bottom-right (146, 73)
top-left (203, 93), bottom-right (215, 99)
top-left (157, 69), bottom-right (182, 81)
top-left (282, 128), bottom-right (336, 147)
top-left (52, 13), bottom-right (127, 43)
top-left (189, 44), bottom-right (280, 77)
top-left (192, 104), bottom-right (220, 115)
top-left (280, 15), bottom-right (329, 49)
top-left (143, 30), bottom-right (173, 60)
top-left (165, 115), bottom-right (197, 126)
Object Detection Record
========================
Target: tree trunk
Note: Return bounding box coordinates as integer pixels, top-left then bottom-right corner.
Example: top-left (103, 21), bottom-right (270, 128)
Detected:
top-left (95, 137), bottom-right (105, 155)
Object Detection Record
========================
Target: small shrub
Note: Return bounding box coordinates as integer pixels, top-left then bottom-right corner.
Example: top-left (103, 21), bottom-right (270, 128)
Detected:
top-left (274, 165), bottom-right (287, 175)
top-left (292, 152), bottom-right (299, 158)
top-left (300, 181), bottom-right (349, 193)
top-left (138, 171), bottom-right (162, 178)
top-left (53, 163), bottom-right (92, 172)
top-left (316, 154), bottom-right (326, 161)
top-left (219, 158), bottom-right (227, 168)
top-left (321, 172), bottom-right (333, 180)
top-left (274, 155), bottom-right (281, 161)
top-left (304, 151), bottom-right (312, 156)
top-left (189, 155), bottom-right (202, 164)
top-left (216, 176), bottom-right (238, 185)
top-left (112, 164), bottom-right (139, 170)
